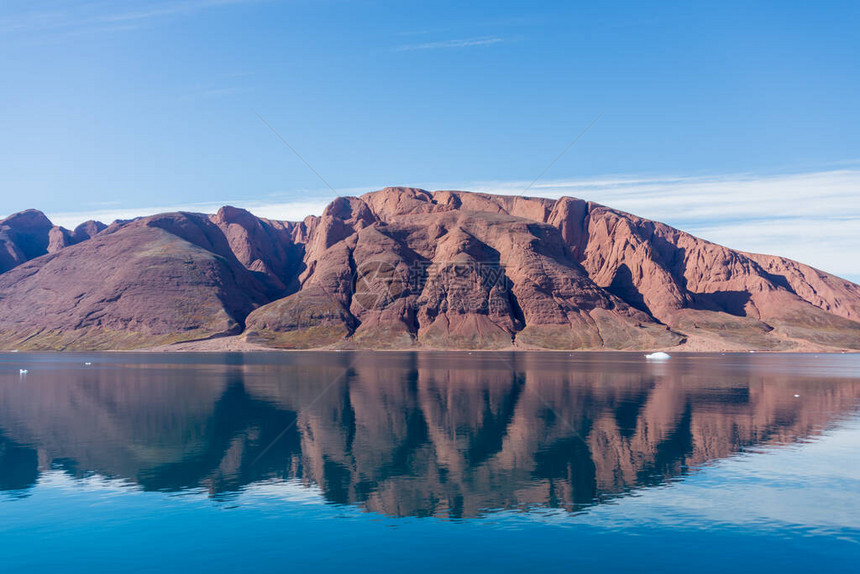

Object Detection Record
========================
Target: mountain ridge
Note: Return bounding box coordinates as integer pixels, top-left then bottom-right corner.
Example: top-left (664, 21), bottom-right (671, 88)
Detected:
top-left (1, 187), bottom-right (858, 351)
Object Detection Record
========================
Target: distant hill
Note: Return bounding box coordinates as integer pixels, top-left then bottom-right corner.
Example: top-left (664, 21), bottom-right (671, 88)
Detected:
top-left (1, 187), bottom-right (858, 351)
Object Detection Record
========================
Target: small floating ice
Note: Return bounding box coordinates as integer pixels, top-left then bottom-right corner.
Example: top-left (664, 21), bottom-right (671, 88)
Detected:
top-left (794, 394), bottom-right (800, 398)
top-left (644, 352), bottom-right (671, 361)
top-left (84, 362), bottom-right (92, 366)
top-left (19, 369), bottom-right (29, 375)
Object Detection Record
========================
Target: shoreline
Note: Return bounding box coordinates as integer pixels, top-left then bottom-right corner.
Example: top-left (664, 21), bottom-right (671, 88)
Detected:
top-left (2, 343), bottom-right (857, 355)
top-left (69, 332), bottom-right (860, 354)
top-left (3, 330), bottom-right (858, 355)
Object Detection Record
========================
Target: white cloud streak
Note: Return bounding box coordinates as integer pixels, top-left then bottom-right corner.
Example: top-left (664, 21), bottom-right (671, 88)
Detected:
top-left (25, 168), bottom-right (860, 283)
top-left (395, 36), bottom-right (505, 51)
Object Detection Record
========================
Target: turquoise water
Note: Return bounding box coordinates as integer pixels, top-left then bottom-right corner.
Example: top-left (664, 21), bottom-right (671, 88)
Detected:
top-left (0, 352), bottom-right (858, 572)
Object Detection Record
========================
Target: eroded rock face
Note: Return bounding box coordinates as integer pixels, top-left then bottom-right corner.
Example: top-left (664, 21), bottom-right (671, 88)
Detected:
top-left (243, 192), bottom-right (682, 350)
top-left (209, 206), bottom-right (304, 295)
top-left (47, 226), bottom-right (73, 253)
top-left (1, 188), bottom-right (859, 350)
top-left (545, 199), bottom-right (860, 350)
top-left (245, 188), bottom-right (860, 351)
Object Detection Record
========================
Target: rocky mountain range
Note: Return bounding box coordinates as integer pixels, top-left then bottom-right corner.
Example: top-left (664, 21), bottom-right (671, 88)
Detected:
top-left (0, 187), bottom-right (858, 351)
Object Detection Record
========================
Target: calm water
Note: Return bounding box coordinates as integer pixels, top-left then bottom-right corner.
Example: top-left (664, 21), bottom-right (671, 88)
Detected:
top-left (0, 351), bottom-right (858, 572)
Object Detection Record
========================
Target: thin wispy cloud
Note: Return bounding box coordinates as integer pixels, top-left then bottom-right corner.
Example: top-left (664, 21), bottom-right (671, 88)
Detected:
top-left (395, 36), bottom-right (505, 52)
top-left (97, 0), bottom-right (259, 24)
top-left (32, 168), bottom-right (860, 283)
top-left (470, 170), bottom-right (860, 224)
top-left (466, 168), bottom-right (860, 281)
top-left (178, 70), bottom-right (257, 100)
top-left (0, 0), bottom-right (266, 37)
top-left (179, 85), bottom-right (254, 101)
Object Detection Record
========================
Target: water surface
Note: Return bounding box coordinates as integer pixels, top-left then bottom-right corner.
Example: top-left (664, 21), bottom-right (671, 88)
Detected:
top-left (1, 351), bottom-right (858, 572)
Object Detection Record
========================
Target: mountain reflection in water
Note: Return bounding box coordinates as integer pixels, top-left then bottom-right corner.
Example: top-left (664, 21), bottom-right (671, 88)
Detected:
top-left (0, 352), bottom-right (858, 518)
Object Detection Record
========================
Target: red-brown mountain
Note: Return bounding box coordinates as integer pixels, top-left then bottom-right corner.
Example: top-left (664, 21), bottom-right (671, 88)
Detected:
top-left (0, 187), bottom-right (858, 351)
top-left (0, 209), bottom-right (105, 274)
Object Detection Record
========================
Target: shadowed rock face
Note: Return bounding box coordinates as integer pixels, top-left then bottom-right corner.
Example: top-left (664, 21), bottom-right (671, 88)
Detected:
top-left (1, 352), bottom-right (858, 517)
top-left (1, 188), bottom-right (859, 350)
top-left (0, 210), bottom-right (54, 274)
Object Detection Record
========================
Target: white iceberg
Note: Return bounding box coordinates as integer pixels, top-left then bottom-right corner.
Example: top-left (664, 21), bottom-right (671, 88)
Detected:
top-left (644, 352), bottom-right (671, 361)
top-left (19, 369), bottom-right (29, 374)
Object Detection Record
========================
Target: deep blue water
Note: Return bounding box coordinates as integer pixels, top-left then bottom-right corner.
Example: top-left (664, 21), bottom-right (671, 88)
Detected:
top-left (0, 351), bottom-right (858, 572)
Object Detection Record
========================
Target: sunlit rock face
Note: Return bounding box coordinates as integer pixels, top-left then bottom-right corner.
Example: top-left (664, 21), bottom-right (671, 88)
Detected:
top-left (1, 188), bottom-right (859, 350)
top-left (1, 353), bottom-right (858, 518)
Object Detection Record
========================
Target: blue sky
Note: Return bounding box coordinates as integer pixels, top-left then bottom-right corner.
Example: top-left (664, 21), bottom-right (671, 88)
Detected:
top-left (1, 1), bottom-right (858, 280)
